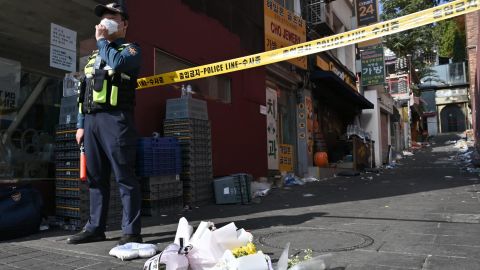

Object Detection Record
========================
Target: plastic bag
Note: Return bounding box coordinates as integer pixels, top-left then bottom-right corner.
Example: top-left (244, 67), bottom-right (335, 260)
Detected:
top-left (251, 181), bottom-right (272, 198)
top-left (276, 243), bottom-right (290, 270)
top-left (109, 243), bottom-right (158, 261)
top-left (143, 244), bottom-right (189, 270)
top-left (210, 250), bottom-right (273, 270)
top-left (212, 222), bottom-right (252, 250)
top-left (284, 173), bottom-right (305, 186)
top-left (209, 250), bottom-right (238, 270)
top-left (301, 177), bottom-right (320, 183)
top-left (161, 244), bottom-right (189, 270)
top-left (236, 252), bottom-right (270, 270)
top-left (143, 255), bottom-right (165, 270)
top-left (188, 221), bottom-right (225, 270)
top-left (174, 217), bottom-right (193, 254)
top-left (253, 188), bottom-right (270, 198)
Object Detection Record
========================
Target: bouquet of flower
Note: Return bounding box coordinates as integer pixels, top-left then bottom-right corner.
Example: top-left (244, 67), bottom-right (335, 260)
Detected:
top-left (231, 242), bottom-right (257, 258)
top-left (287, 249), bottom-right (312, 268)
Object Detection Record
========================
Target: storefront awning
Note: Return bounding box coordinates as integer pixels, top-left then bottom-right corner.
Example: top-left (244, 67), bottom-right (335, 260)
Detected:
top-left (311, 71), bottom-right (374, 110)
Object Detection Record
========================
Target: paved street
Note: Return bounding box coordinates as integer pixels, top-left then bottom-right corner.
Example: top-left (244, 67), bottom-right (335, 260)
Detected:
top-left (1, 134), bottom-right (480, 269)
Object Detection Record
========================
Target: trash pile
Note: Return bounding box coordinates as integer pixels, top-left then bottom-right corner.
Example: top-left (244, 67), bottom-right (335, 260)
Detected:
top-left (453, 139), bottom-right (470, 153)
top-left (121, 217), bottom-right (330, 270)
top-left (447, 133), bottom-right (480, 173)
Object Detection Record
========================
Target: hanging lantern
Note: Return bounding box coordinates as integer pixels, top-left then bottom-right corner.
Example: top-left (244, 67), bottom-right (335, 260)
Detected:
top-left (314, 151), bottom-right (329, 167)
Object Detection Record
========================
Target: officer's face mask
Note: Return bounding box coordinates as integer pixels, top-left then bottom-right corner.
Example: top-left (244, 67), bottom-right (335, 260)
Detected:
top-left (100, 18), bottom-right (119, 35)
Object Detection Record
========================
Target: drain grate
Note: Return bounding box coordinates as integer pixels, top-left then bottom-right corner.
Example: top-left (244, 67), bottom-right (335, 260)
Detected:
top-left (258, 227), bottom-right (374, 253)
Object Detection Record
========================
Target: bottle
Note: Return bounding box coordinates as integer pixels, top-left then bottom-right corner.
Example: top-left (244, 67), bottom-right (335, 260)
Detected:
top-left (181, 84), bottom-right (186, 97)
top-left (80, 143), bottom-right (87, 181)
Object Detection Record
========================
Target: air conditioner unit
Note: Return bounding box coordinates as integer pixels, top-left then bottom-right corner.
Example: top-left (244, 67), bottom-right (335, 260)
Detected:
top-left (308, 0), bottom-right (324, 25)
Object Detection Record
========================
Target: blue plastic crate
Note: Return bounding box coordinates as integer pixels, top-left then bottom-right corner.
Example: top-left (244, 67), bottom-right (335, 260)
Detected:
top-left (136, 137), bottom-right (182, 177)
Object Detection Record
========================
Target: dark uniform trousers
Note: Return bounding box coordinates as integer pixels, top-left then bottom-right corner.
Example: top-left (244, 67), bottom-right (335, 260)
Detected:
top-left (83, 110), bottom-right (141, 235)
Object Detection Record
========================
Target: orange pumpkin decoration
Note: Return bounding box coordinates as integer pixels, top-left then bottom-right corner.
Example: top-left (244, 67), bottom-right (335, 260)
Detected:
top-left (314, 151), bottom-right (328, 167)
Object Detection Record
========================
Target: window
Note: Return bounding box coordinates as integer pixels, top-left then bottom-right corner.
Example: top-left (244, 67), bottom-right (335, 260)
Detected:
top-left (274, 0), bottom-right (301, 14)
top-left (0, 57), bottom-right (62, 179)
top-left (388, 77), bottom-right (408, 94)
top-left (155, 49), bottom-right (231, 103)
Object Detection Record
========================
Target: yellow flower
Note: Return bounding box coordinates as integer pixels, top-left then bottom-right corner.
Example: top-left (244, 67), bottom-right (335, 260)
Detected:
top-left (245, 243), bottom-right (256, 254)
top-left (231, 242), bottom-right (257, 258)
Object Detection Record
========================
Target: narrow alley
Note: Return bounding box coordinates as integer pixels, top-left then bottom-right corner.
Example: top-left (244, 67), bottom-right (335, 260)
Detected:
top-left (1, 134), bottom-right (479, 269)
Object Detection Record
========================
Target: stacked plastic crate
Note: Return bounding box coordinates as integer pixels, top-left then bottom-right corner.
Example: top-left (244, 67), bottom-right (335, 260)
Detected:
top-left (136, 137), bottom-right (183, 216)
top-left (164, 97), bottom-right (213, 206)
top-left (55, 99), bottom-right (122, 230)
top-left (213, 174), bottom-right (253, 204)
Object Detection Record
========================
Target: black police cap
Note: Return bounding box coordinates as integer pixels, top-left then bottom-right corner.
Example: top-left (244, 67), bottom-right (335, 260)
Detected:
top-left (95, 3), bottom-right (129, 20)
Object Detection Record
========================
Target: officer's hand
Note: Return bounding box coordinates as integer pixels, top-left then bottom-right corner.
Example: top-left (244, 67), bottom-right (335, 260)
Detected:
top-left (95, 24), bottom-right (108, 41)
top-left (76, 129), bottom-right (84, 145)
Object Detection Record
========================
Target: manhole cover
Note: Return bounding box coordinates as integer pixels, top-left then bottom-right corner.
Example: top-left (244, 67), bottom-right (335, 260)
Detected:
top-left (258, 228), bottom-right (374, 253)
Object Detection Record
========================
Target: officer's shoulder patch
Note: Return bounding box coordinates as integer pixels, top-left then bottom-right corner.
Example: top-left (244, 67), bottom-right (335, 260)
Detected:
top-left (128, 47), bottom-right (138, 56)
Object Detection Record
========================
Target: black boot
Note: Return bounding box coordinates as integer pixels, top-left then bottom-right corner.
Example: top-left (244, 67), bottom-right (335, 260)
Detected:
top-left (66, 229), bottom-right (106, 244)
top-left (117, 234), bottom-right (143, 245)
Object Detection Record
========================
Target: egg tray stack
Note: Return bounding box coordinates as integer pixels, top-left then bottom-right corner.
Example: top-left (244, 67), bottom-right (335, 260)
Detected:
top-left (54, 123), bottom-right (122, 231)
top-left (163, 118), bottom-right (213, 206)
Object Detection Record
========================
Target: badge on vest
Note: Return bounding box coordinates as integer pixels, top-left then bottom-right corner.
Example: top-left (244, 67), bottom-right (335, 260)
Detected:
top-left (128, 47), bottom-right (138, 56)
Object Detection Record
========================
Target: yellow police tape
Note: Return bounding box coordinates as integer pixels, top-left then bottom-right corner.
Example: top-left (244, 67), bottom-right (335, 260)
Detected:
top-left (137, 0), bottom-right (480, 89)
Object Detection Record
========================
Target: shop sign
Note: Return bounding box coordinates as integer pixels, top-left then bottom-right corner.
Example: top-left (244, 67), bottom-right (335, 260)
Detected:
top-left (305, 96), bottom-right (313, 155)
top-left (356, 0), bottom-right (378, 27)
top-left (279, 144), bottom-right (293, 172)
top-left (316, 55), bottom-right (357, 90)
top-left (401, 107), bottom-right (409, 122)
top-left (266, 87), bottom-right (279, 170)
top-left (0, 57), bottom-right (20, 121)
top-left (264, 0), bottom-right (307, 70)
top-left (436, 88), bottom-right (468, 97)
top-left (360, 44), bottom-right (385, 86)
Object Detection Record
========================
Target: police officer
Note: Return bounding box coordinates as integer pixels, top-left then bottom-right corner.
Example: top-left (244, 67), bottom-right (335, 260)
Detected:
top-left (67, 2), bottom-right (142, 245)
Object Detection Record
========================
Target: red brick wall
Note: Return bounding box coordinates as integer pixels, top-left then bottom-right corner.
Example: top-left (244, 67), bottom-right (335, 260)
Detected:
top-left (125, 1), bottom-right (268, 178)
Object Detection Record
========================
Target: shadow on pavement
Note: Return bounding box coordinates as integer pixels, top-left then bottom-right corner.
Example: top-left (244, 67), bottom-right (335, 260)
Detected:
top-left (171, 134), bottom-right (477, 224)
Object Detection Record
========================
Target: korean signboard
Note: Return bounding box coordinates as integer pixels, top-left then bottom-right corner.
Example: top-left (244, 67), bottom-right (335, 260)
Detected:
top-left (50, 23), bottom-right (77, 72)
top-left (356, 0), bottom-right (378, 27)
top-left (279, 144), bottom-right (293, 172)
top-left (264, 0), bottom-right (307, 70)
top-left (266, 87), bottom-right (279, 170)
top-left (305, 96), bottom-right (313, 155)
top-left (360, 44), bottom-right (385, 86)
top-left (50, 46), bottom-right (76, 72)
top-left (316, 55), bottom-right (357, 90)
top-left (0, 57), bottom-right (20, 123)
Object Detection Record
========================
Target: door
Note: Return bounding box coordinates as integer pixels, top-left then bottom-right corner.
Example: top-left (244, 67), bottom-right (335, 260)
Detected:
top-left (440, 104), bottom-right (466, 132)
